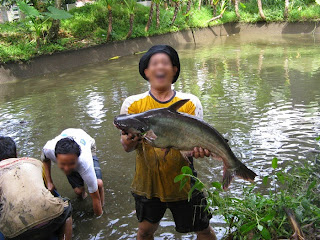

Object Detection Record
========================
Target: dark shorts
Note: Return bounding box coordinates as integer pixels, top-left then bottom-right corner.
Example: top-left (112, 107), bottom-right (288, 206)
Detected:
top-left (10, 201), bottom-right (72, 240)
top-left (133, 191), bottom-right (212, 233)
top-left (67, 155), bottom-right (102, 189)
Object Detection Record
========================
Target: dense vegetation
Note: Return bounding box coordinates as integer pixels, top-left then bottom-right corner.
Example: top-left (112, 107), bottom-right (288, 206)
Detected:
top-left (176, 138), bottom-right (320, 239)
top-left (1, 0), bottom-right (320, 63)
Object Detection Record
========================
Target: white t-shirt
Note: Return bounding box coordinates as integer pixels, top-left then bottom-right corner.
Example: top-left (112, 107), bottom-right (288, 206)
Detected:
top-left (42, 128), bottom-right (98, 193)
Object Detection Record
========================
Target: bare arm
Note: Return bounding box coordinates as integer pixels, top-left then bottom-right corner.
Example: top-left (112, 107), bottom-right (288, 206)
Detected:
top-left (43, 159), bottom-right (56, 192)
top-left (120, 131), bottom-right (142, 152)
top-left (90, 190), bottom-right (103, 216)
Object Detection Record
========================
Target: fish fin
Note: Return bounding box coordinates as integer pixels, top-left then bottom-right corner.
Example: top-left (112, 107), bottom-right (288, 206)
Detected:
top-left (222, 167), bottom-right (234, 190)
top-left (234, 163), bottom-right (257, 184)
top-left (211, 153), bottom-right (223, 161)
top-left (180, 151), bottom-right (193, 164)
top-left (144, 129), bottom-right (157, 141)
top-left (168, 99), bottom-right (190, 111)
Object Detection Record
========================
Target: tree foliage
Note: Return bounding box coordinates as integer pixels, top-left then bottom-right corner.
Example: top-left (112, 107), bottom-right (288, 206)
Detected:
top-left (16, 1), bottom-right (72, 46)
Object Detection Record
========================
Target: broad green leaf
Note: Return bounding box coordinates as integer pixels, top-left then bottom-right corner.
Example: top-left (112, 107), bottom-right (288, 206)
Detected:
top-left (307, 180), bottom-right (316, 196)
top-left (316, 136), bottom-right (320, 141)
top-left (239, 2), bottom-right (246, 8)
top-left (240, 221), bottom-right (256, 234)
top-left (179, 177), bottom-right (188, 191)
top-left (261, 227), bottom-right (271, 240)
top-left (276, 172), bottom-right (284, 184)
top-left (181, 166), bottom-right (193, 175)
top-left (262, 176), bottom-right (268, 185)
top-left (261, 211), bottom-right (276, 222)
top-left (45, 6), bottom-right (72, 20)
top-left (195, 181), bottom-right (204, 191)
top-left (17, 1), bottom-right (40, 17)
top-left (188, 182), bottom-right (199, 201)
top-left (272, 157), bottom-right (278, 169)
top-left (257, 224), bottom-right (263, 231)
top-left (174, 174), bottom-right (185, 183)
top-left (211, 181), bottom-right (222, 190)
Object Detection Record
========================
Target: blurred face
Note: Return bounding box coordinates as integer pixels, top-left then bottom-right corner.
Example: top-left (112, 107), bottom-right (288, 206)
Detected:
top-left (144, 53), bottom-right (178, 91)
top-left (56, 153), bottom-right (78, 175)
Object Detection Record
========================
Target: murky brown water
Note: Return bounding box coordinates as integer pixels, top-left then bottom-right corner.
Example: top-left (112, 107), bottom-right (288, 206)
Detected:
top-left (0, 34), bottom-right (320, 239)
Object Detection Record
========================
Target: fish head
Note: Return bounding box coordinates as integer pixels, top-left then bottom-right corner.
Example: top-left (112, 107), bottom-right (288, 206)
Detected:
top-left (114, 114), bottom-right (150, 135)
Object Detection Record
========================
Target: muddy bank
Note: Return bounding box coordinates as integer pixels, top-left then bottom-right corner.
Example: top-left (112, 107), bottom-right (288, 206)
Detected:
top-left (0, 22), bottom-right (319, 82)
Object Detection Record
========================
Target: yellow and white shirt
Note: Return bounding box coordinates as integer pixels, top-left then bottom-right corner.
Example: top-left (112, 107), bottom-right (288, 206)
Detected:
top-left (121, 91), bottom-right (203, 202)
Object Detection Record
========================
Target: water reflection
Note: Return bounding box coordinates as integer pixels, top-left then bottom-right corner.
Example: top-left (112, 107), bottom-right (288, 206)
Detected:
top-left (0, 34), bottom-right (319, 239)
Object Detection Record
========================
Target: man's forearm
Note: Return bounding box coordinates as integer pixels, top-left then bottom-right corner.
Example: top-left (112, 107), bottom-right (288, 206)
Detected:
top-left (43, 160), bottom-right (53, 183)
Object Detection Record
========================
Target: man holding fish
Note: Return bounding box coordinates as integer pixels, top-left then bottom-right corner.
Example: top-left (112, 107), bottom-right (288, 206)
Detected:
top-left (117, 45), bottom-right (218, 240)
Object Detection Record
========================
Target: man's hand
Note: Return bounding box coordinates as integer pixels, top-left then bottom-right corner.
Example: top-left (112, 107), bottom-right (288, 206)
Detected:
top-left (120, 131), bottom-right (142, 152)
top-left (90, 190), bottom-right (103, 216)
top-left (192, 147), bottom-right (211, 158)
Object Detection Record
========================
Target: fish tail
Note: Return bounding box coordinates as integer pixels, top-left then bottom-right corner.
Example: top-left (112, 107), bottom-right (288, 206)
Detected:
top-left (223, 162), bottom-right (257, 190)
top-left (235, 162), bottom-right (257, 183)
top-left (222, 166), bottom-right (234, 190)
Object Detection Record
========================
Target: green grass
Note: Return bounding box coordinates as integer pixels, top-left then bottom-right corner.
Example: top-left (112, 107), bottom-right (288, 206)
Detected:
top-left (1, 0), bottom-right (320, 63)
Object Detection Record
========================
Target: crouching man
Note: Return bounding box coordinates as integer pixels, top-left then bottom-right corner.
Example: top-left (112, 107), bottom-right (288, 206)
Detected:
top-left (0, 136), bottom-right (72, 240)
top-left (42, 128), bottom-right (104, 216)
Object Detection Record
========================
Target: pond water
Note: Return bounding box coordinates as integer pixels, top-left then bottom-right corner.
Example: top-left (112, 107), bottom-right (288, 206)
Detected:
top-left (0, 33), bottom-right (320, 239)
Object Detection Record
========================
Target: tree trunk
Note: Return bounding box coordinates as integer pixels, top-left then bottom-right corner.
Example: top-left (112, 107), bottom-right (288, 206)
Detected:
top-left (235, 0), bottom-right (240, 18)
top-left (185, 0), bottom-right (191, 21)
top-left (171, 1), bottom-right (179, 26)
top-left (284, 0), bottom-right (289, 19)
top-left (257, 0), bottom-right (266, 21)
top-left (145, 1), bottom-right (154, 31)
top-left (156, 3), bottom-right (160, 28)
top-left (213, 3), bottom-right (217, 16)
top-left (186, 0), bottom-right (191, 14)
top-left (126, 13), bottom-right (134, 39)
top-left (46, 0), bottom-right (62, 43)
top-left (107, 7), bottom-right (112, 41)
top-left (198, 0), bottom-right (202, 10)
top-left (164, 1), bottom-right (168, 9)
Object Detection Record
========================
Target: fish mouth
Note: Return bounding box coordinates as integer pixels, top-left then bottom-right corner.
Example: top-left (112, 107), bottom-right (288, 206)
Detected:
top-left (113, 122), bottom-right (122, 130)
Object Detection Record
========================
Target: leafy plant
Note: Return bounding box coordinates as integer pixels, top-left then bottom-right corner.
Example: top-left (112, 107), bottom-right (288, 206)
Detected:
top-left (17, 1), bottom-right (72, 46)
top-left (175, 156), bottom-right (320, 239)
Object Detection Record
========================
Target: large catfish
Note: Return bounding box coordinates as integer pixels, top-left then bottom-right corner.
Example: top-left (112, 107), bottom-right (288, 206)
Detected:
top-left (114, 99), bottom-right (257, 189)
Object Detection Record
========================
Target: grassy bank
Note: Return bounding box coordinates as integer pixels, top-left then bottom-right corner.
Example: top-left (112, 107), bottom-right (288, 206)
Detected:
top-left (1, 0), bottom-right (320, 63)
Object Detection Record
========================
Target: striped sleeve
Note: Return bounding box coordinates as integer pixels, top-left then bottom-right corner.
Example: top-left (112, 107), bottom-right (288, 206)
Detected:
top-left (193, 96), bottom-right (203, 119)
top-left (176, 92), bottom-right (203, 119)
top-left (120, 91), bottom-right (149, 114)
top-left (120, 97), bottom-right (132, 114)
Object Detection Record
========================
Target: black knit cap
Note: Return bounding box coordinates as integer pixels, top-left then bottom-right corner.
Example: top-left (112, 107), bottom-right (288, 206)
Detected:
top-left (139, 45), bottom-right (180, 83)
